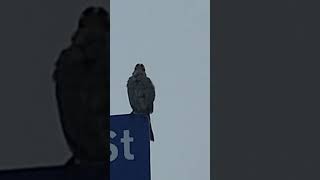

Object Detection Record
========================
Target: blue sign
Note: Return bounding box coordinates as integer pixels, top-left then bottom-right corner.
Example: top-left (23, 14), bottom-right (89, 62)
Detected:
top-left (110, 114), bottom-right (151, 180)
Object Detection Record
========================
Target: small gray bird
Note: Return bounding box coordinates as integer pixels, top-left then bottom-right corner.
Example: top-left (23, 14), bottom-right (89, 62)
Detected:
top-left (127, 64), bottom-right (155, 141)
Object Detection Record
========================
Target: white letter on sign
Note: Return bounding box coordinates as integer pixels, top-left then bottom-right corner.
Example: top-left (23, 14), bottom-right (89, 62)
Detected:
top-left (110, 130), bottom-right (118, 162)
top-left (121, 130), bottom-right (135, 160)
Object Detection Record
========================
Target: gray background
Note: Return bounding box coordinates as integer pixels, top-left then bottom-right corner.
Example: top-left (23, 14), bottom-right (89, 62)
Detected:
top-left (0, 0), bottom-right (108, 170)
top-left (110, 0), bottom-right (210, 180)
top-left (213, 0), bottom-right (320, 179)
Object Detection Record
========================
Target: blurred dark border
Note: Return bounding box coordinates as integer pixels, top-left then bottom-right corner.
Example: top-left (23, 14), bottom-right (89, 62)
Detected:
top-left (0, 163), bottom-right (107, 180)
top-left (0, 1), bottom-right (110, 179)
top-left (212, 0), bottom-right (320, 179)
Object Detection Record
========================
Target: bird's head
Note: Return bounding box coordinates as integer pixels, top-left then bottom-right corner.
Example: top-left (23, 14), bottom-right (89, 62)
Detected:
top-left (78, 6), bottom-right (109, 31)
top-left (72, 7), bottom-right (109, 45)
top-left (133, 63), bottom-right (146, 77)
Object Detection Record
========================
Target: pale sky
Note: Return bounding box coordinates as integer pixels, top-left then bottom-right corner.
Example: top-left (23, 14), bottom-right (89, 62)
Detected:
top-left (110, 0), bottom-right (210, 179)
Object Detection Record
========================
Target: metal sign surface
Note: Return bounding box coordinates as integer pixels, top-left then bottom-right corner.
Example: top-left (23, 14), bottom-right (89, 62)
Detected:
top-left (110, 114), bottom-right (151, 180)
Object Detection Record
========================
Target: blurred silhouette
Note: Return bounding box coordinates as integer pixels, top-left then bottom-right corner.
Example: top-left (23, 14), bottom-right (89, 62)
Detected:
top-left (53, 6), bottom-right (109, 165)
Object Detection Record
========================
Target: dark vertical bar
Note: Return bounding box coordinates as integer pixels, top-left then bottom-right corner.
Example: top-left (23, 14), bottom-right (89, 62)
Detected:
top-left (0, 1), bottom-right (110, 178)
top-left (213, 0), bottom-right (320, 179)
top-left (106, 0), bottom-right (110, 179)
top-left (53, 4), bottom-right (110, 179)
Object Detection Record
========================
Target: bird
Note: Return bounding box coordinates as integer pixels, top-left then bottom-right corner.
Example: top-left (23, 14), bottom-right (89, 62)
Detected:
top-left (127, 64), bottom-right (155, 141)
top-left (53, 6), bottom-right (109, 165)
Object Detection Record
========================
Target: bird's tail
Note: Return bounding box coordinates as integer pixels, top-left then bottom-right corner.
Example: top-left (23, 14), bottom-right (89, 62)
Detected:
top-left (147, 114), bottom-right (154, 142)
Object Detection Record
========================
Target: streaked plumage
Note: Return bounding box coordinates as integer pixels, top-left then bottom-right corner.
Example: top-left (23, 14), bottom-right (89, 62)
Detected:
top-left (127, 64), bottom-right (155, 141)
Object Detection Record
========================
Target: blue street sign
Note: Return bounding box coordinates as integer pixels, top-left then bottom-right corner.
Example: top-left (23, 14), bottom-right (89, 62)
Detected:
top-left (110, 114), bottom-right (151, 180)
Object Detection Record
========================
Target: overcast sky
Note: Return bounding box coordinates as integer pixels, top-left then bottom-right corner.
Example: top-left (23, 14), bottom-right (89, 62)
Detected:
top-left (110, 0), bottom-right (210, 179)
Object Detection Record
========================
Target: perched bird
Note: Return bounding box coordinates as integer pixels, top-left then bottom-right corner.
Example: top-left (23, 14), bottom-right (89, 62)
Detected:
top-left (53, 6), bottom-right (109, 165)
top-left (127, 64), bottom-right (155, 141)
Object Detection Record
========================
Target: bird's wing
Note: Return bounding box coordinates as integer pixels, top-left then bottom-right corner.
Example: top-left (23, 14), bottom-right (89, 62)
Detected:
top-left (127, 76), bottom-right (136, 111)
top-left (53, 46), bottom-right (90, 158)
top-left (53, 46), bottom-right (87, 83)
top-left (144, 77), bottom-right (155, 113)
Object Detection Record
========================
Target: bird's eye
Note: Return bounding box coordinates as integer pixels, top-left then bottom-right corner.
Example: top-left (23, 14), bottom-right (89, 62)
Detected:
top-left (141, 65), bottom-right (145, 71)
